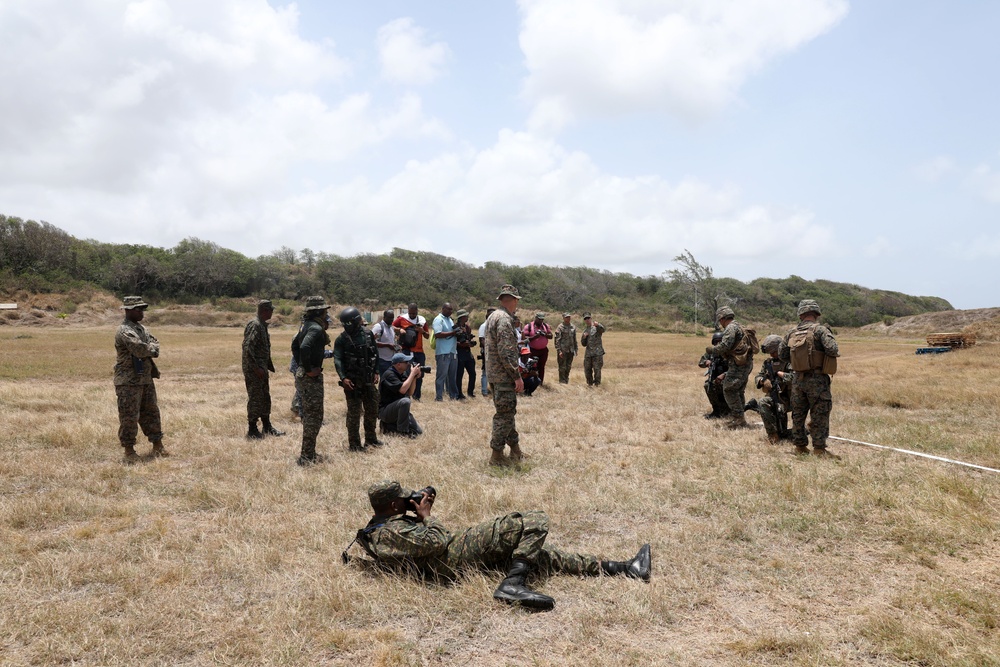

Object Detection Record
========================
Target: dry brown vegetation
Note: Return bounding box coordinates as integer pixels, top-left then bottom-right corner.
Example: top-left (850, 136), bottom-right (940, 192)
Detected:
top-left (1, 325), bottom-right (999, 666)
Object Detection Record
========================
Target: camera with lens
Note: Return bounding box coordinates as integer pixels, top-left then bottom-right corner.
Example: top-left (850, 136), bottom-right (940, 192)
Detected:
top-left (408, 486), bottom-right (436, 506)
top-left (412, 362), bottom-right (432, 374)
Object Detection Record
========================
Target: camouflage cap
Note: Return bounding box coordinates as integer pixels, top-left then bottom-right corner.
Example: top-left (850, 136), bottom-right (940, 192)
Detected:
top-left (716, 306), bottom-right (735, 322)
top-left (535, 312), bottom-right (546, 320)
top-left (761, 334), bottom-right (783, 353)
top-left (120, 296), bottom-right (148, 310)
top-left (562, 312), bottom-right (571, 318)
top-left (257, 299), bottom-right (273, 309)
top-left (582, 312), bottom-right (592, 319)
top-left (367, 480), bottom-right (414, 507)
top-left (455, 309), bottom-right (469, 319)
top-left (497, 284), bottom-right (520, 300)
top-left (797, 299), bottom-right (821, 316)
top-left (303, 295), bottom-right (329, 312)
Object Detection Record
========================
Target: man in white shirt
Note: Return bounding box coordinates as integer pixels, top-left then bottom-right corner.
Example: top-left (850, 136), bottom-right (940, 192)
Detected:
top-left (371, 309), bottom-right (397, 376)
top-left (477, 307), bottom-right (494, 396)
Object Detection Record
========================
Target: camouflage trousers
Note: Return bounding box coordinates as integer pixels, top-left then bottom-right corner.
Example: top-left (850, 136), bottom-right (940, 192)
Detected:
top-left (557, 352), bottom-right (574, 384)
top-left (757, 395), bottom-right (789, 440)
top-left (344, 382), bottom-right (379, 447)
top-left (296, 370), bottom-right (324, 458)
top-left (722, 361), bottom-right (753, 418)
top-left (703, 378), bottom-right (729, 416)
top-left (584, 354), bottom-right (603, 386)
top-left (489, 384), bottom-right (519, 452)
top-left (791, 372), bottom-right (833, 449)
top-left (445, 510), bottom-right (600, 576)
top-left (116, 383), bottom-right (162, 447)
top-left (244, 371), bottom-right (271, 421)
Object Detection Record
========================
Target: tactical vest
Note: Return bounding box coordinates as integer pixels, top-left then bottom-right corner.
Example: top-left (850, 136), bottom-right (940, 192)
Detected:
top-left (788, 323), bottom-right (827, 373)
top-left (341, 330), bottom-right (378, 380)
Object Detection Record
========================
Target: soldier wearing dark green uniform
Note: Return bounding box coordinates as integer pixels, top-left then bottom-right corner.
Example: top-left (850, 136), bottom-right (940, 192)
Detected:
top-left (484, 285), bottom-right (524, 466)
top-left (242, 299), bottom-right (285, 440)
top-left (779, 300), bottom-right (840, 458)
top-left (705, 306), bottom-right (754, 429)
top-left (334, 307), bottom-right (382, 453)
top-left (114, 296), bottom-right (167, 463)
top-left (293, 296), bottom-right (331, 465)
top-left (746, 334), bottom-right (791, 443)
top-left (358, 480), bottom-right (652, 611)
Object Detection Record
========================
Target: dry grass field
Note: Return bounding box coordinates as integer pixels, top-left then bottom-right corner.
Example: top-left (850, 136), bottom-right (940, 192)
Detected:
top-left (1, 324), bottom-right (999, 666)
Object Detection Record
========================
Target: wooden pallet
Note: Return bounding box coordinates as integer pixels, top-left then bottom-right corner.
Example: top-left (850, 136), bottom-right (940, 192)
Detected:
top-left (926, 332), bottom-right (976, 348)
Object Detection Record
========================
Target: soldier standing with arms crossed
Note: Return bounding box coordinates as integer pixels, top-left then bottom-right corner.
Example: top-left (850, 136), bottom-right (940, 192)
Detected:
top-left (293, 296), bottom-right (331, 465)
top-left (242, 299), bottom-right (285, 440)
top-left (114, 296), bottom-right (167, 463)
top-left (484, 285), bottom-right (524, 466)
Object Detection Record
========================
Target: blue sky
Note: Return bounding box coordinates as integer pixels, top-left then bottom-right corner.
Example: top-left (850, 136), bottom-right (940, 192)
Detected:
top-left (1, 1), bottom-right (997, 309)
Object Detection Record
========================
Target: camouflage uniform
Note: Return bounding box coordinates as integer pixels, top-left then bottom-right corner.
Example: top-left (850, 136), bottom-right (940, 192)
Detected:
top-left (697, 350), bottom-right (730, 417)
top-left (553, 318), bottom-right (578, 384)
top-left (484, 304), bottom-right (521, 453)
top-left (334, 326), bottom-right (380, 449)
top-left (114, 314), bottom-right (162, 449)
top-left (294, 303), bottom-right (330, 462)
top-left (780, 318), bottom-right (839, 451)
top-left (707, 318), bottom-right (754, 419)
top-left (367, 510), bottom-right (600, 580)
top-left (582, 318), bottom-right (606, 386)
top-left (242, 315), bottom-right (276, 422)
top-left (753, 357), bottom-right (793, 440)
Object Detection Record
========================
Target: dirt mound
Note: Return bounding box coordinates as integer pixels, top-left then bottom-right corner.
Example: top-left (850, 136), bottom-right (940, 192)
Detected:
top-left (859, 307), bottom-right (1000, 340)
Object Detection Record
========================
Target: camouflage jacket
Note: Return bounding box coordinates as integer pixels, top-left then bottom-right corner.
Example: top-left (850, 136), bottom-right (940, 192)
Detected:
top-left (755, 358), bottom-right (793, 403)
top-left (484, 308), bottom-right (520, 386)
top-left (242, 316), bottom-right (275, 374)
top-left (367, 514), bottom-right (454, 574)
top-left (779, 321), bottom-right (839, 363)
top-left (710, 321), bottom-right (747, 361)
top-left (582, 322), bottom-right (606, 358)
top-left (554, 323), bottom-right (578, 355)
top-left (114, 319), bottom-right (159, 386)
top-left (296, 318), bottom-right (329, 374)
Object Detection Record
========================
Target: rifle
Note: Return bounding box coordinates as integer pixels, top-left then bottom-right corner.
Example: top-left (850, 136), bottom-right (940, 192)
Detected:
top-left (763, 359), bottom-right (789, 438)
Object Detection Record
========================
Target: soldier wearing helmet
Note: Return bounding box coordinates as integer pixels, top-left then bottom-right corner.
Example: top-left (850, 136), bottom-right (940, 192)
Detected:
top-left (746, 334), bottom-right (792, 443)
top-left (697, 331), bottom-right (730, 419)
top-left (334, 307), bottom-right (382, 452)
top-left (705, 306), bottom-right (755, 429)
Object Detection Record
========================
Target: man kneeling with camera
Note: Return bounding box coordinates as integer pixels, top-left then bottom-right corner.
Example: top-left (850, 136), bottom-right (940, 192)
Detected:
top-left (379, 352), bottom-right (426, 438)
top-left (356, 481), bottom-right (651, 611)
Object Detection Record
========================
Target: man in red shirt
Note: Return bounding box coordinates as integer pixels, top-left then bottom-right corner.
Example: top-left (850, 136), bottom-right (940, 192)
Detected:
top-left (392, 303), bottom-right (429, 400)
top-left (521, 312), bottom-right (553, 384)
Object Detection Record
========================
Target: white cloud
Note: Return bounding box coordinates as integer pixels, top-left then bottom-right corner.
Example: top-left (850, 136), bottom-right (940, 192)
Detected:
top-left (377, 18), bottom-right (451, 85)
top-left (518, 0), bottom-right (848, 130)
top-left (862, 235), bottom-right (893, 258)
top-left (968, 161), bottom-right (1000, 204)
top-left (912, 155), bottom-right (956, 183)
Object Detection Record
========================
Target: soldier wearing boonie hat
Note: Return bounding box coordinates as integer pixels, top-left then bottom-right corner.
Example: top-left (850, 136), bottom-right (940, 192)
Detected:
top-left (779, 300), bottom-right (841, 458)
top-left (294, 296), bottom-right (333, 465)
top-left (114, 296), bottom-right (166, 462)
top-left (581, 312), bottom-right (606, 387)
top-left (243, 298), bottom-right (284, 440)
top-left (354, 479), bottom-right (652, 612)
top-left (484, 285), bottom-right (525, 466)
top-left (554, 312), bottom-right (578, 384)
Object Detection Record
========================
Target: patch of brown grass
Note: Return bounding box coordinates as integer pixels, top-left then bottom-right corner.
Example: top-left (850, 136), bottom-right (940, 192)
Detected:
top-left (1, 328), bottom-right (999, 665)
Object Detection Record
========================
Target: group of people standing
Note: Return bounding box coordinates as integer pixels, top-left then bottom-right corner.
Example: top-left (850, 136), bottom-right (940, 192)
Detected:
top-left (700, 299), bottom-right (841, 457)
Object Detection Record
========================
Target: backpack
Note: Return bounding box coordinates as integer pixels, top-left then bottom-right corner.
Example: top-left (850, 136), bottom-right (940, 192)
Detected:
top-left (428, 328), bottom-right (437, 351)
top-left (291, 327), bottom-right (305, 364)
top-left (788, 324), bottom-right (821, 372)
top-left (399, 325), bottom-right (419, 350)
top-left (730, 326), bottom-right (759, 366)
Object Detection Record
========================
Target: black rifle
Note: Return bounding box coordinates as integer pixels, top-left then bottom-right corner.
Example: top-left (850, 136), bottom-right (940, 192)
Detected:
top-left (763, 359), bottom-right (789, 438)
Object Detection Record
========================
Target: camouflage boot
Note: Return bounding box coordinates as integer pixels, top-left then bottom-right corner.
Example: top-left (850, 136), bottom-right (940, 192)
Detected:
top-left (151, 440), bottom-right (169, 457)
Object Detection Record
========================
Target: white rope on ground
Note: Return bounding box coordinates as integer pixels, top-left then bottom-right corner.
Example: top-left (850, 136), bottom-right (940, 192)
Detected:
top-left (828, 436), bottom-right (1000, 474)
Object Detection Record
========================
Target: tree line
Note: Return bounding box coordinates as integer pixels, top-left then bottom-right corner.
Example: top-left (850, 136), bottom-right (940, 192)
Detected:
top-left (0, 214), bottom-right (952, 329)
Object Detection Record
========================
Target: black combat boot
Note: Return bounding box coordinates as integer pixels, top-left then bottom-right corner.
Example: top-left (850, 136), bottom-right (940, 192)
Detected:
top-left (261, 417), bottom-right (285, 437)
top-left (492, 559), bottom-right (555, 610)
top-left (744, 398), bottom-right (759, 413)
top-left (600, 544), bottom-right (652, 582)
top-left (246, 419), bottom-right (264, 440)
